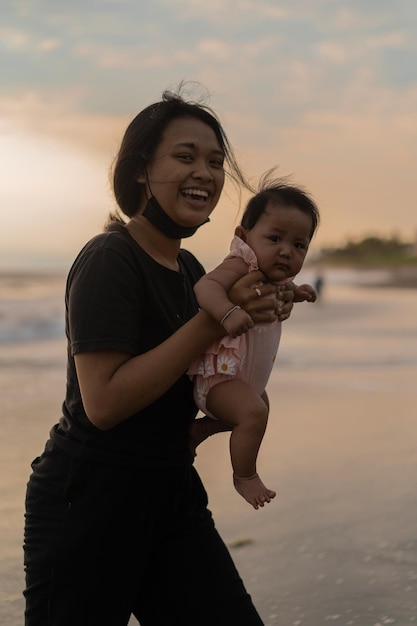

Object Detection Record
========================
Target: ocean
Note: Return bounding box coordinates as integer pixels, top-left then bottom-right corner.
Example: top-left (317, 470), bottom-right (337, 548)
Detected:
top-left (1, 269), bottom-right (416, 625)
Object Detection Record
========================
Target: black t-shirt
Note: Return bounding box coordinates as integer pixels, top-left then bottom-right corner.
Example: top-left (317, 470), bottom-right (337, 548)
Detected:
top-left (53, 227), bottom-right (205, 467)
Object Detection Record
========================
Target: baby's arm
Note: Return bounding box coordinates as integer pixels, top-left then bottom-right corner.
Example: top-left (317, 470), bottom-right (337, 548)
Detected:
top-left (195, 258), bottom-right (255, 337)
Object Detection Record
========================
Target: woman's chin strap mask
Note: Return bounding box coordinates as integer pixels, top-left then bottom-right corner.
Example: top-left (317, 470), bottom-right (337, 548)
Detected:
top-left (142, 196), bottom-right (209, 239)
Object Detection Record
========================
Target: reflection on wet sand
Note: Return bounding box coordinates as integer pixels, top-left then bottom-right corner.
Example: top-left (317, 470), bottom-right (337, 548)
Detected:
top-left (1, 281), bottom-right (416, 625)
top-left (195, 286), bottom-right (417, 625)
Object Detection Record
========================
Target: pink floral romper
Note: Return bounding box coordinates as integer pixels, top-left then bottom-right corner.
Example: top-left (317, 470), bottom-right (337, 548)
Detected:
top-left (188, 236), bottom-right (284, 418)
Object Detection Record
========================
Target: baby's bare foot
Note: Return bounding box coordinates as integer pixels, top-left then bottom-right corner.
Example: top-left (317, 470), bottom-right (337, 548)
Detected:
top-left (233, 473), bottom-right (276, 510)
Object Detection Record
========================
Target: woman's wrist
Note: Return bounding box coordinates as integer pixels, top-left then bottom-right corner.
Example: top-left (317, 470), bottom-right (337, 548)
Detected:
top-left (220, 305), bottom-right (242, 327)
top-left (196, 309), bottom-right (226, 340)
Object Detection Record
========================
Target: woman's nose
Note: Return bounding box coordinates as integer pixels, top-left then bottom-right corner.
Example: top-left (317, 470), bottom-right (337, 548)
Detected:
top-left (192, 160), bottom-right (213, 181)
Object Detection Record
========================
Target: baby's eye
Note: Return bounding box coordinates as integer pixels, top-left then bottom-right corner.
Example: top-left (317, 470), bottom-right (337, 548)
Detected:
top-left (295, 242), bottom-right (308, 250)
top-left (270, 236), bottom-right (280, 243)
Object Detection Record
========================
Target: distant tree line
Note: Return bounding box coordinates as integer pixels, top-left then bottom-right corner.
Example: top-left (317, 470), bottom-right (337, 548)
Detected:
top-left (316, 235), bottom-right (417, 267)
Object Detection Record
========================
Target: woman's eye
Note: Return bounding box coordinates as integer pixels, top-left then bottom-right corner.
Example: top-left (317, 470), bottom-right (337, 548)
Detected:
top-left (210, 159), bottom-right (224, 169)
top-left (178, 154), bottom-right (193, 161)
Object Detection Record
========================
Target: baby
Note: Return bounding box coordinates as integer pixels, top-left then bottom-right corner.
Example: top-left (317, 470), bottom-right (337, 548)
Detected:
top-left (188, 179), bottom-right (320, 509)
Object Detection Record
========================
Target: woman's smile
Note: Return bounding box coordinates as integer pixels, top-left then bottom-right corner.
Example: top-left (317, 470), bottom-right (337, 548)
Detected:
top-left (180, 186), bottom-right (211, 210)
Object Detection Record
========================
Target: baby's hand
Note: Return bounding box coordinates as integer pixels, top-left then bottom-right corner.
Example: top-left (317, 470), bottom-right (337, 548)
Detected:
top-left (293, 283), bottom-right (317, 303)
top-left (222, 308), bottom-right (254, 338)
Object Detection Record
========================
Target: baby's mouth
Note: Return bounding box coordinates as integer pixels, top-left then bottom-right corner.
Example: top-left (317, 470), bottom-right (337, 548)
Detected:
top-left (274, 263), bottom-right (290, 272)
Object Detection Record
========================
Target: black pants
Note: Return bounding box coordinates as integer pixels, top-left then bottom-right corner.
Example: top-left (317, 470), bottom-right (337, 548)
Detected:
top-left (24, 440), bottom-right (264, 626)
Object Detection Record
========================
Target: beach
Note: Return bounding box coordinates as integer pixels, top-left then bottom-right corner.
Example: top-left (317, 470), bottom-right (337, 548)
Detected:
top-left (1, 272), bottom-right (416, 625)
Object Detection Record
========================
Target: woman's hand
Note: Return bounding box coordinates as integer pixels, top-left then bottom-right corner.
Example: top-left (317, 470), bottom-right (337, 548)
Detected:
top-left (227, 270), bottom-right (294, 324)
top-left (276, 282), bottom-right (295, 321)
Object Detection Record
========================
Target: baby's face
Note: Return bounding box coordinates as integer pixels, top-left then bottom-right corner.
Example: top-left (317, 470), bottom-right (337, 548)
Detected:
top-left (238, 203), bottom-right (312, 283)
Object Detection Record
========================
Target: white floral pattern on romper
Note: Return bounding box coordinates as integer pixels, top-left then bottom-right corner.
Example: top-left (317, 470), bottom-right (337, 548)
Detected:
top-left (216, 354), bottom-right (239, 376)
top-left (195, 381), bottom-right (210, 408)
top-left (196, 355), bottom-right (210, 377)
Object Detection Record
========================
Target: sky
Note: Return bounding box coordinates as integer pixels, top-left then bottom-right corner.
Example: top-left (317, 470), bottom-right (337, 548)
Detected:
top-left (1, 0), bottom-right (417, 270)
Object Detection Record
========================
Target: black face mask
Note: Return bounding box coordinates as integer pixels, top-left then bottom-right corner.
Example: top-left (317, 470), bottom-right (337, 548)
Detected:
top-left (142, 196), bottom-right (209, 239)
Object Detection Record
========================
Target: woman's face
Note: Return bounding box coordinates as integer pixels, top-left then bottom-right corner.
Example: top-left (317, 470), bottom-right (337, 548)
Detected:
top-left (141, 116), bottom-right (226, 227)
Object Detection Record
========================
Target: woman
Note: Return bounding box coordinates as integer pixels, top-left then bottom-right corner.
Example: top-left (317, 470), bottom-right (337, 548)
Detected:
top-left (23, 87), bottom-right (294, 626)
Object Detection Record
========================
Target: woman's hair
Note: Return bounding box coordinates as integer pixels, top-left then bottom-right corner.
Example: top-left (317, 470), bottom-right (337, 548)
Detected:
top-left (240, 171), bottom-right (320, 240)
top-left (108, 83), bottom-right (251, 226)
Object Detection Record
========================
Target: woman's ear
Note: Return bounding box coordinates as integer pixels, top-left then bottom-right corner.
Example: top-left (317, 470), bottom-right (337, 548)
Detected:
top-left (235, 225), bottom-right (247, 241)
top-left (136, 170), bottom-right (147, 184)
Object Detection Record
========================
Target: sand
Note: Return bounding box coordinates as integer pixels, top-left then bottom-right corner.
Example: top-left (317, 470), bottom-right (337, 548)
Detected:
top-left (195, 366), bottom-right (417, 625)
top-left (193, 286), bottom-right (417, 625)
top-left (1, 283), bottom-right (416, 625)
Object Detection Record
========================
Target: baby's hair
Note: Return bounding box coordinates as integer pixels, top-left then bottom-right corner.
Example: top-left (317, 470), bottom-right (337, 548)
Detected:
top-left (241, 170), bottom-right (320, 240)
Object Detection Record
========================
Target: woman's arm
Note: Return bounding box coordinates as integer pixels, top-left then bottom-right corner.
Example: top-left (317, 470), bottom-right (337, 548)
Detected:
top-left (75, 309), bottom-right (223, 431)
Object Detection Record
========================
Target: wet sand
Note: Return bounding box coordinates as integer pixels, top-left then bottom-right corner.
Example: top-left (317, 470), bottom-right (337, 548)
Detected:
top-left (193, 287), bottom-right (417, 625)
top-left (196, 365), bottom-right (417, 625)
top-left (1, 284), bottom-right (416, 625)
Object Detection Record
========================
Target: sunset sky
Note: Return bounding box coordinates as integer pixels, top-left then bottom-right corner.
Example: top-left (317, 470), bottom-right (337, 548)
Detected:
top-left (1, 0), bottom-right (417, 270)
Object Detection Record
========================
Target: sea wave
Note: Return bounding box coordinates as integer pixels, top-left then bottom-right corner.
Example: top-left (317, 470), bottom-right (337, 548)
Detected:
top-left (0, 301), bottom-right (64, 344)
top-left (0, 272), bottom-right (65, 345)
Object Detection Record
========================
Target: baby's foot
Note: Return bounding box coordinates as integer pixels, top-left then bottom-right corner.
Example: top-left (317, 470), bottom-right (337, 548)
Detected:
top-left (233, 473), bottom-right (276, 510)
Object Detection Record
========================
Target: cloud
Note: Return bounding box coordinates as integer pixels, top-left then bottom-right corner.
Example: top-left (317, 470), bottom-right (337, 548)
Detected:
top-left (316, 29), bottom-right (410, 66)
top-left (163, 0), bottom-right (316, 25)
top-left (367, 31), bottom-right (409, 50)
top-left (316, 41), bottom-right (357, 65)
top-left (196, 39), bottom-right (233, 62)
top-left (73, 42), bottom-right (169, 70)
top-left (0, 26), bottom-right (61, 54)
top-left (38, 38), bottom-right (61, 52)
top-left (0, 90), bottom-right (128, 158)
top-left (0, 27), bottom-right (30, 50)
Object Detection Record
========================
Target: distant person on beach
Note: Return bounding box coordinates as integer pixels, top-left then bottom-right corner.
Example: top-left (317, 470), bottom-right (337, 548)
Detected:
top-left (314, 271), bottom-right (325, 299)
top-left (188, 177), bottom-right (320, 510)
top-left (23, 85), bottom-right (300, 626)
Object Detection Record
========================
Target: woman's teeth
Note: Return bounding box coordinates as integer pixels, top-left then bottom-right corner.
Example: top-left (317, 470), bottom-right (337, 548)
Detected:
top-left (182, 188), bottom-right (208, 200)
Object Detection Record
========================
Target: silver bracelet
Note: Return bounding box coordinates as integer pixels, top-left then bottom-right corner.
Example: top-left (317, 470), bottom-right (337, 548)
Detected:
top-left (220, 305), bottom-right (241, 327)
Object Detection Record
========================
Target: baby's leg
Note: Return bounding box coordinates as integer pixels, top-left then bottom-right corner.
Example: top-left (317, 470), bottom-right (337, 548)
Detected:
top-left (206, 380), bottom-right (276, 510)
